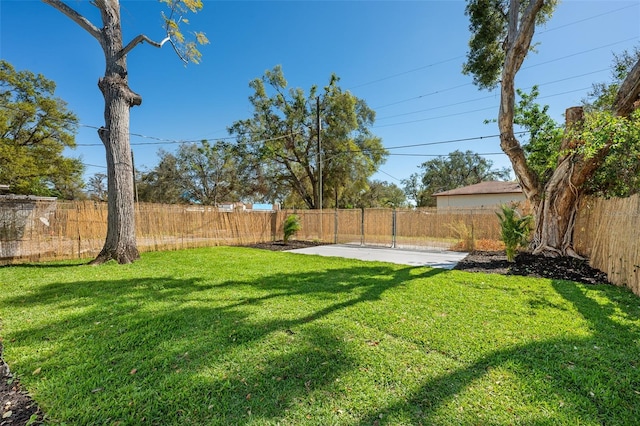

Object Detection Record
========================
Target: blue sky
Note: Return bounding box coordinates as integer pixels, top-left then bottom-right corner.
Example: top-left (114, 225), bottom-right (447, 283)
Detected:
top-left (1, 0), bottom-right (639, 190)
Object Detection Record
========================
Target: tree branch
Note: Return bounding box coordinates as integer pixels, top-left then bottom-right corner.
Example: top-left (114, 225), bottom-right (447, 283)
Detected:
top-left (498, 0), bottom-right (546, 202)
top-left (42, 0), bottom-right (102, 43)
top-left (117, 34), bottom-right (171, 61)
top-left (613, 57), bottom-right (640, 117)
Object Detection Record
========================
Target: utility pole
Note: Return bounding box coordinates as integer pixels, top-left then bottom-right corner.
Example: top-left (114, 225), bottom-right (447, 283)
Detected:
top-left (316, 96), bottom-right (323, 239)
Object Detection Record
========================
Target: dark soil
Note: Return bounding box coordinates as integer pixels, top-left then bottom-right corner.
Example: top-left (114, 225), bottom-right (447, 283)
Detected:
top-left (243, 239), bottom-right (332, 251)
top-left (0, 245), bottom-right (610, 424)
top-left (453, 250), bottom-right (611, 285)
top-left (0, 344), bottom-right (43, 426)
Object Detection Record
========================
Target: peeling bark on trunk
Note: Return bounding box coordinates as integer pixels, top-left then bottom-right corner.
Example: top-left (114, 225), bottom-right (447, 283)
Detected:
top-left (531, 159), bottom-right (581, 257)
top-left (531, 107), bottom-right (584, 257)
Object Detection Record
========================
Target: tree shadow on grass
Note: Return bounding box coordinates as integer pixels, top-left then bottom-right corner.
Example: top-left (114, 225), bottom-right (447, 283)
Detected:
top-left (1, 260), bottom-right (444, 424)
top-left (357, 279), bottom-right (640, 425)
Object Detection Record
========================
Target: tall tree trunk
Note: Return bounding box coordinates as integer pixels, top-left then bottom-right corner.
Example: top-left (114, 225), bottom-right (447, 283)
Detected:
top-left (532, 107), bottom-right (582, 257)
top-left (90, 0), bottom-right (140, 264)
top-left (44, 0), bottom-right (207, 263)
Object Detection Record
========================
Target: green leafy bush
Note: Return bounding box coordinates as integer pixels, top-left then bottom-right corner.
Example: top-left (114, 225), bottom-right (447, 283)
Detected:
top-left (496, 204), bottom-right (532, 262)
top-left (283, 214), bottom-right (301, 243)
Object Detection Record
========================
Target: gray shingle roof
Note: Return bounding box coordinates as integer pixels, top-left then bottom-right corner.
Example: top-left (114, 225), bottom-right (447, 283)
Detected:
top-left (434, 181), bottom-right (522, 197)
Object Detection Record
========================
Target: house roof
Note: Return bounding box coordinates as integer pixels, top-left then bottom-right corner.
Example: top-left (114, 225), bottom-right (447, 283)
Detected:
top-left (434, 181), bottom-right (522, 197)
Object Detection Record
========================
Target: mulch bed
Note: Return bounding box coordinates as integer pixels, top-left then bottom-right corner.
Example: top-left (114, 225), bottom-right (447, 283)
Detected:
top-left (0, 245), bottom-right (611, 425)
top-left (1, 343), bottom-right (43, 426)
top-left (243, 240), bottom-right (332, 251)
top-left (453, 250), bottom-right (611, 285)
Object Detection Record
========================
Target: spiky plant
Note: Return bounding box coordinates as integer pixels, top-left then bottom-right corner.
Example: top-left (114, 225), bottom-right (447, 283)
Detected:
top-left (496, 204), bottom-right (532, 262)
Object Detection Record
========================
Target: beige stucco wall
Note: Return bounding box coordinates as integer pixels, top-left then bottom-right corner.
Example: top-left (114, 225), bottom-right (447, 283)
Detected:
top-left (436, 193), bottom-right (526, 209)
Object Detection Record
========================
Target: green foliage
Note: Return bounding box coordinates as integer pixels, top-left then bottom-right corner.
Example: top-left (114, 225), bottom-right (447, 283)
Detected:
top-left (283, 214), bottom-right (301, 243)
top-left (137, 150), bottom-right (184, 204)
top-left (402, 150), bottom-right (511, 207)
top-left (463, 0), bottom-right (558, 90)
top-left (160, 0), bottom-right (209, 64)
top-left (513, 86), bottom-right (563, 186)
top-left (138, 141), bottom-right (240, 205)
top-left (496, 204), bottom-right (532, 262)
top-left (513, 51), bottom-right (640, 199)
top-left (1, 247), bottom-right (639, 424)
top-left (230, 66), bottom-right (387, 209)
top-left (87, 173), bottom-right (108, 201)
top-left (0, 60), bottom-right (84, 198)
top-left (340, 179), bottom-right (407, 209)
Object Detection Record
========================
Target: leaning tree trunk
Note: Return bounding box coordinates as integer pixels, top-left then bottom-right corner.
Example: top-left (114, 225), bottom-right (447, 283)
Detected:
top-left (90, 0), bottom-right (140, 264)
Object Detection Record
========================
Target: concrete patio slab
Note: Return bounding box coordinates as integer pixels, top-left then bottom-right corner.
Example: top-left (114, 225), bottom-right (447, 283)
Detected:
top-left (287, 244), bottom-right (468, 270)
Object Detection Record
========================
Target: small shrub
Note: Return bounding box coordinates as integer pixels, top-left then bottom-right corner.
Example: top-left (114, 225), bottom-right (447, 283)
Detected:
top-left (283, 214), bottom-right (301, 244)
top-left (496, 204), bottom-right (532, 262)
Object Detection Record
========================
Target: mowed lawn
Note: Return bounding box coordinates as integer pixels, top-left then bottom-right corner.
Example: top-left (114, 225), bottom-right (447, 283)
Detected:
top-left (1, 246), bottom-right (639, 425)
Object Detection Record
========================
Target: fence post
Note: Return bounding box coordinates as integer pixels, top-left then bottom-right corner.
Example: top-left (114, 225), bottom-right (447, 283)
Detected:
top-left (361, 208), bottom-right (365, 246)
top-left (271, 211), bottom-right (277, 242)
top-left (334, 208), bottom-right (338, 244)
top-left (392, 208), bottom-right (397, 248)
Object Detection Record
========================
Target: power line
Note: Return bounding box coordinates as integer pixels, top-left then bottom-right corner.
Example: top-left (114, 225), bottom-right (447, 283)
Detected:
top-left (349, 56), bottom-right (464, 90)
top-left (372, 37), bottom-right (637, 111)
top-left (376, 169), bottom-right (403, 182)
top-left (347, 3), bottom-right (637, 92)
top-left (376, 68), bottom-right (609, 121)
top-left (374, 86), bottom-right (592, 128)
top-left (537, 3), bottom-right (639, 35)
top-left (523, 37), bottom-right (639, 70)
top-left (388, 152), bottom-right (505, 157)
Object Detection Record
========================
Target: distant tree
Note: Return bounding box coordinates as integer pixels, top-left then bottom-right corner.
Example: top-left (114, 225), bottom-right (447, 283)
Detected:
top-left (464, 0), bottom-right (640, 257)
top-left (87, 172), bottom-right (108, 201)
top-left (43, 0), bottom-right (208, 264)
top-left (340, 180), bottom-right (407, 208)
top-left (230, 66), bottom-right (387, 209)
top-left (0, 60), bottom-right (84, 198)
top-left (402, 150), bottom-right (511, 207)
top-left (138, 141), bottom-right (241, 205)
top-left (137, 150), bottom-right (184, 204)
top-left (176, 141), bottom-right (240, 205)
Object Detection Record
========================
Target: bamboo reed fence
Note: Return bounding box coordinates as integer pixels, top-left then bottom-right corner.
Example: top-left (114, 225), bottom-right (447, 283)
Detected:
top-left (574, 194), bottom-right (640, 295)
top-left (0, 200), bottom-right (501, 264)
top-left (3, 196), bottom-right (637, 296)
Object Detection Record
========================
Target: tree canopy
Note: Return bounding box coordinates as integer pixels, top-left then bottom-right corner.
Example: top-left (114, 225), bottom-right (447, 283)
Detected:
top-left (402, 150), bottom-right (511, 207)
top-left (138, 141), bottom-right (241, 205)
top-left (0, 60), bottom-right (84, 198)
top-left (229, 66), bottom-right (387, 209)
top-left (338, 180), bottom-right (407, 209)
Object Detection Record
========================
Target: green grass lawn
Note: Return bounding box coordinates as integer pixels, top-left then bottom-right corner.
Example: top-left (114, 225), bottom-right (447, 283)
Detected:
top-left (1, 246), bottom-right (639, 425)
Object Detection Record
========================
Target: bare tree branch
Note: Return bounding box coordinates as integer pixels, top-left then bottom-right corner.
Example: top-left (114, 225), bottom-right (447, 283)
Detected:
top-left (41, 0), bottom-right (102, 43)
top-left (117, 35), bottom-right (170, 61)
